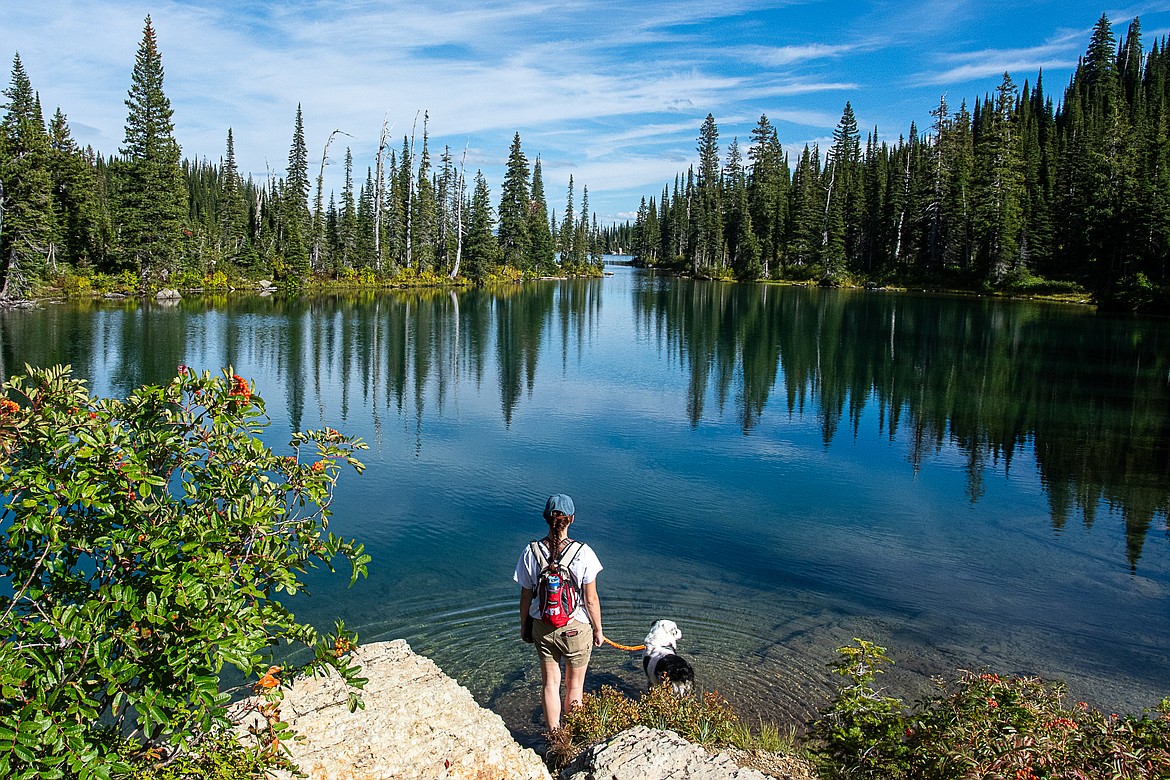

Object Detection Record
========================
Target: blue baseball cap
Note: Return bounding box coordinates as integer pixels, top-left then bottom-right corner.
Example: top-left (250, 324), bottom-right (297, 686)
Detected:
top-left (543, 494), bottom-right (575, 520)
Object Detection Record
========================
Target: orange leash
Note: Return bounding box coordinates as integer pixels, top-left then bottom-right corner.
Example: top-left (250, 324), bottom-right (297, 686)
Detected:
top-left (604, 638), bottom-right (645, 651)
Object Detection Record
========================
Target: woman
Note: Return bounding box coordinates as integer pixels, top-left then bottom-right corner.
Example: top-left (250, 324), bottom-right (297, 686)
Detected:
top-left (514, 493), bottom-right (605, 730)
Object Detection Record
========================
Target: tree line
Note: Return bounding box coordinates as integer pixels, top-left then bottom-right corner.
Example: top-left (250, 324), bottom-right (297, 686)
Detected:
top-left (631, 14), bottom-right (1170, 312)
top-left (0, 16), bottom-right (608, 298)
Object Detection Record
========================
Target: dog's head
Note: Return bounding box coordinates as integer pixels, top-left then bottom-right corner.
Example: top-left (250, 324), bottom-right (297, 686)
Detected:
top-left (643, 619), bottom-right (683, 650)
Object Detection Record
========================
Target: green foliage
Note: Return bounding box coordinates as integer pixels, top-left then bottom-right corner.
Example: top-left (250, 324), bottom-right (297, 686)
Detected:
top-left (808, 639), bottom-right (913, 779)
top-left (0, 365), bottom-right (370, 779)
top-left (1103, 272), bottom-right (1168, 313)
top-left (126, 731), bottom-right (277, 780)
top-left (809, 640), bottom-right (1170, 780)
top-left (552, 683), bottom-right (789, 767)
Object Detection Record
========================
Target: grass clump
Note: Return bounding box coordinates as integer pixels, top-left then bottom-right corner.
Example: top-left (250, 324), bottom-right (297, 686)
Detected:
top-left (548, 683), bottom-right (797, 768)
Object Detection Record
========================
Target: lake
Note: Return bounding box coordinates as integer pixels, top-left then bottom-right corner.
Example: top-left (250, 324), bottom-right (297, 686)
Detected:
top-left (2, 264), bottom-right (1168, 743)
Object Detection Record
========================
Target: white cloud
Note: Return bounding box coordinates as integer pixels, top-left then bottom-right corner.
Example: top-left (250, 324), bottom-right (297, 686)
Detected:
top-left (5, 0), bottom-right (1170, 220)
top-left (732, 43), bottom-right (857, 67)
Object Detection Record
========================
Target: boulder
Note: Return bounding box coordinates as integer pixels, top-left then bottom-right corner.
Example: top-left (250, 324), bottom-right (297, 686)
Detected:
top-left (560, 725), bottom-right (769, 780)
top-left (232, 640), bottom-right (551, 780)
top-left (155, 288), bottom-right (182, 300)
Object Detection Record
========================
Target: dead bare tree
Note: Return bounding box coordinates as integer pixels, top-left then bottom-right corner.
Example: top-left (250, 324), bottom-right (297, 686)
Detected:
top-left (405, 111), bottom-right (420, 270)
top-left (449, 143), bottom-right (468, 280)
top-left (374, 115), bottom-right (392, 273)
top-left (311, 129), bottom-right (351, 272)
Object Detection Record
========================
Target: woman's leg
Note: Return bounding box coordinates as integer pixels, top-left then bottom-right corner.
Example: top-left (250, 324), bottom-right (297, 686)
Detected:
top-left (563, 662), bottom-right (589, 717)
top-left (540, 656), bottom-right (564, 729)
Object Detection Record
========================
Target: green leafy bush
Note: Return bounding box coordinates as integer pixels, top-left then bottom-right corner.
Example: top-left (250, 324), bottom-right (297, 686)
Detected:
top-left (809, 639), bottom-right (1170, 780)
top-left (0, 365), bottom-right (370, 780)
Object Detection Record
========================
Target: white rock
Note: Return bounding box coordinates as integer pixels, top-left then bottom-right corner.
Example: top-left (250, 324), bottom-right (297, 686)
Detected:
top-left (232, 640), bottom-right (551, 780)
top-left (559, 725), bottom-right (769, 780)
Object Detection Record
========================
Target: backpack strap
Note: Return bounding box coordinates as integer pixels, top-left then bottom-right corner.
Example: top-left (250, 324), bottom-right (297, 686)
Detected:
top-left (529, 539), bottom-right (549, 572)
top-left (556, 540), bottom-right (584, 590)
top-left (557, 540), bottom-right (583, 569)
top-left (531, 538), bottom-right (583, 584)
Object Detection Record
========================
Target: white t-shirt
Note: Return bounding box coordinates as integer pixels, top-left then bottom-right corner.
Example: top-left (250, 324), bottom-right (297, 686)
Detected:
top-left (514, 539), bottom-right (603, 625)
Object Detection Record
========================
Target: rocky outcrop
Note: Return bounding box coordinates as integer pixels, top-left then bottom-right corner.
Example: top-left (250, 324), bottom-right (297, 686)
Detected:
top-left (559, 725), bottom-right (770, 780)
top-left (231, 640), bottom-right (814, 779)
top-left (235, 640), bottom-right (551, 780)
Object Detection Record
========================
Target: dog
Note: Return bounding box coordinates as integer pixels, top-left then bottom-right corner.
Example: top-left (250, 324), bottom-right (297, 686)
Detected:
top-left (642, 619), bottom-right (694, 696)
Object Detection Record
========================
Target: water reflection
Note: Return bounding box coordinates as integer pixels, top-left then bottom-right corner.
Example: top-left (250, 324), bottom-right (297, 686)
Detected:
top-left (633, 278), bottom-right (1170, 569)
top-left (1, 273), bottom-right (1167, 574)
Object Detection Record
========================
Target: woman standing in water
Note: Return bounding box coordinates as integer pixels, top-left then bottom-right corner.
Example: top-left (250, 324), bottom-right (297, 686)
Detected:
top-left (514, 494), bottom-right (605, 730)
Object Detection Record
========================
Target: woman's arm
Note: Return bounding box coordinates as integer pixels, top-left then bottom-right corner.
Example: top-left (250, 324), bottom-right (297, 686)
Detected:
top-left (582, 580), bottom-right (605, 647)
top-left (519, 587), bottom-right (534, 642)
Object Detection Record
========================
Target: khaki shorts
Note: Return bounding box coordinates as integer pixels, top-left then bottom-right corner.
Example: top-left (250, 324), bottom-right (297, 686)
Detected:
top-left (533, 618), bottom-right (593, 668)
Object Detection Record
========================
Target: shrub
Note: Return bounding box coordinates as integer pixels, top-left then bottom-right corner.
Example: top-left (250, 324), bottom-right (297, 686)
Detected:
top-left (809, 640), bottom-right (1170, 780)
top-left (0, 365), bottom-right (370, 780)
top-left (205, 271), bottom-right (231, 291)
top-left (60, 271), bottom-right (94, 296)
top-left (808, 638), bottom-right (913, 779)
top-left (552, 682), bottom-right (781, 767)
top-left (908, 674), bottom-right (1170, 780)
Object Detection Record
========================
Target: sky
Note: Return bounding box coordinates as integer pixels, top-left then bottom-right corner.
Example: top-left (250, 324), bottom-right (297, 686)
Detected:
top-left (4, 1), bottom-right (1170, 226)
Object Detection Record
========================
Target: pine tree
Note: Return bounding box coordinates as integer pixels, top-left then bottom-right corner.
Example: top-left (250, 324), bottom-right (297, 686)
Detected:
top-left (436, 145), bottom-right (455, 275)
top-left (788, 145), bottom-right (823, 267)
top-left (355, 167), bottom-right (376, 265)
top-left (497, 132), bottom-right (531, 271)
top-left (823, 102), bottom-right (861, 280)
top-left (693, 114), bottom-right (722, 274)
top-left (281, 104), bottom-right (311, 276)
top-left (560, 175), bottom-right (576, 264)
top-left (412, 116), bottom-right (437, 274)
top-left (1056, 14), bottom-right (1125, 290)
top-left (528, 156), bottom-right (555, 273)
top-left (219, 128), bottom-right (249, 269)
top-left (112, 16), bottom-right (187, 286)
top-left (972, 73), bottom-right (1025, 284)
top-left (464, 169), bottom-right (500, 282)
top-left (47, 108), bottom-right (107, 271)
top-left (723, 138), bottom-right (760, 278)
top-left (339, 147), bottom-right (357, 272)
top-left (1, 53), bottom-right (56, 293)
top-left (747, 114), bottom-right (788, 277)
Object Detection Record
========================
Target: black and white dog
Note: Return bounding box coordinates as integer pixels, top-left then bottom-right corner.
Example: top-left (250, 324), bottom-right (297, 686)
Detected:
top-left (642, 619), bottom-right (694, 695)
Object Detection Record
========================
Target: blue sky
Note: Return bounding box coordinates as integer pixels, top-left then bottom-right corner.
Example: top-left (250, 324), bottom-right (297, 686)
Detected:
top-left (5, 1), bottom-right (1170, 225)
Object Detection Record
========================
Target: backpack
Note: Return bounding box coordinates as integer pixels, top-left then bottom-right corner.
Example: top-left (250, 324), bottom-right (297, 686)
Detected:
top-left (530, 538), bottom-right (584, 628)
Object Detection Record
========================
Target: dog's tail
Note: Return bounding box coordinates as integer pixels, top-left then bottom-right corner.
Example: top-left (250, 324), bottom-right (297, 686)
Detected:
top-left (603, 638), bottom-right (646, 651)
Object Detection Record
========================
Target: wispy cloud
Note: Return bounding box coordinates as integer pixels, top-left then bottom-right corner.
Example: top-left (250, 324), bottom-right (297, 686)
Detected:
top-left (5, 0), bottom-right (1170, 222)
top-left (916, 40), bottom-right (1083, 86)
top-left (732, 43), bottom-right (860, 67)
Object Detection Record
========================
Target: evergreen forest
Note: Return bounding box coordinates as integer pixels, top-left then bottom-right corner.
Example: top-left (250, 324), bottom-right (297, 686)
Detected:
top-left (4, 13), bottom-right (1170, 311)
top-left (0, 16), bottom-right (608, 300)
top-left (631, 14), bottom-right (1170, 312)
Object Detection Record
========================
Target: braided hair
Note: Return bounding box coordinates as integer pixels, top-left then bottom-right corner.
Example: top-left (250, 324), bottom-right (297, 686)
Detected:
top-left (544, 511), bottom-right (573, 558)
